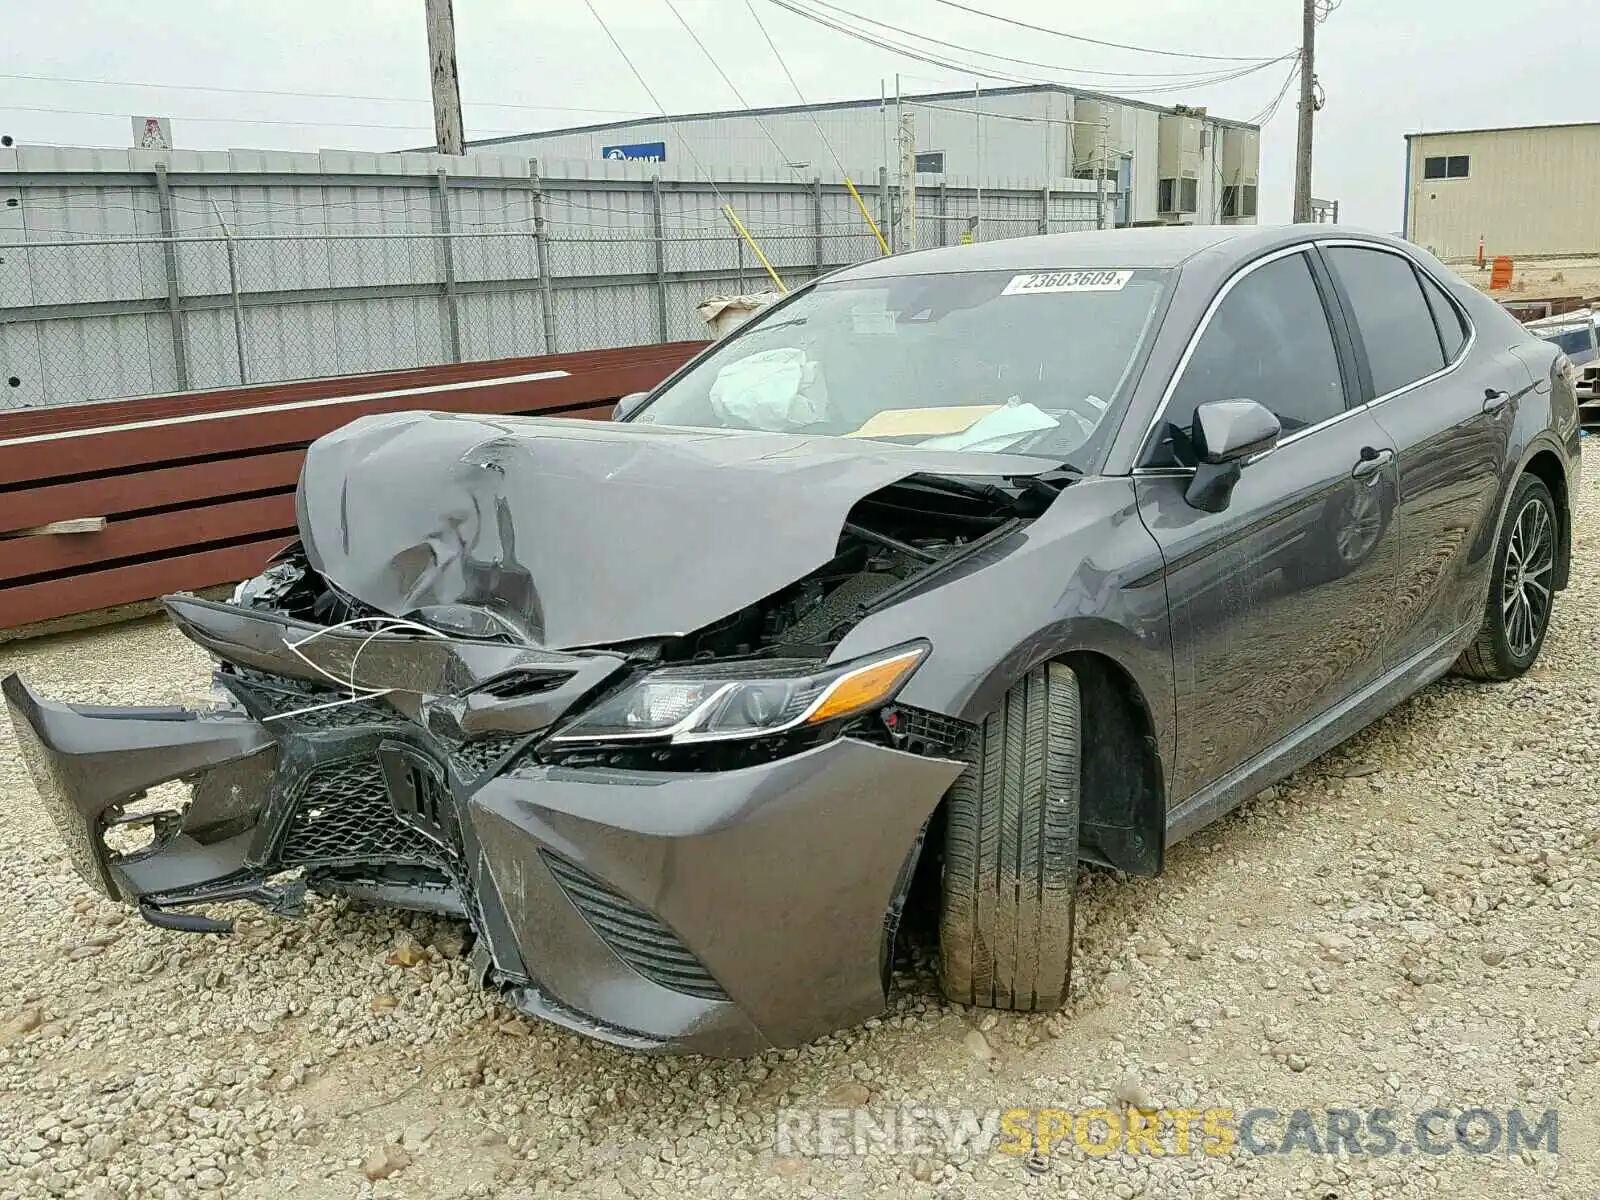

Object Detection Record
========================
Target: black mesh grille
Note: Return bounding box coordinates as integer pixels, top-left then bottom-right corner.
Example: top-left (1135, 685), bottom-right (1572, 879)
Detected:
top-left (541, 852), bottom-right (728, 1002)
top-left (280, 758), bottom-right (444, 867)
top-left (449, 735), bottom-right (526, 781)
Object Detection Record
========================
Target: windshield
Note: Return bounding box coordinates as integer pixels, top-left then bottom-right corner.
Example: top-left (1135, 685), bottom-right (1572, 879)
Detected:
top-left (632, 267), bottom-right (1170, 464)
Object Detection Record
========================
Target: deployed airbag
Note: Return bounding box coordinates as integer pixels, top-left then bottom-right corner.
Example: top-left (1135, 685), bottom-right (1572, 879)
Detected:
top-left (708, 348), bottom-right (830, 431)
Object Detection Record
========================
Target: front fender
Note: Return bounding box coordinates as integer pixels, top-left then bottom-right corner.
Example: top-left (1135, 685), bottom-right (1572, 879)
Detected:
top-left (830, 476), bottom-right (1176, 768)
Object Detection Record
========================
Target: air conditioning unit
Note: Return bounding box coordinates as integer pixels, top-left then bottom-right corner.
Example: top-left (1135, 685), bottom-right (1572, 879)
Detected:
top-left (1219, 125), bottom-right (1261, 224)
top-left (1158, 111), bottom-right (1202, 178)
top-left (1158, 176), bottom-right (1199, 216)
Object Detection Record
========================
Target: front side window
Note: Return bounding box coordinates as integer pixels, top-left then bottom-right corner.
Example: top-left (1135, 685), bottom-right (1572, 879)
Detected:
top-left (1327, 246), bottom-right (1447, 397)
top-left (634, 268), bottom-right (1171, 467)
top-left (1155, 251), bottom-right (1346, 464)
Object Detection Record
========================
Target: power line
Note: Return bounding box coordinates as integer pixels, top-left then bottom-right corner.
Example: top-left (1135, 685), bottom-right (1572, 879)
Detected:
top-left (741, 0), bottom-right (852, 178)
top-left (661, 0), bottom-right (805, 176)
top-left (0, 71), bottom-right (650, 118)
top-left (925, 0), bottom-right (1286, 63)
top-left (764, 0), bottom-right (1297, 96)
top-left (578, 0), bottom-right (729, 206)
top-left (797, 0), bottom-right (1286, 80)
top-left (1246, 56), bottom-right (1302, 127)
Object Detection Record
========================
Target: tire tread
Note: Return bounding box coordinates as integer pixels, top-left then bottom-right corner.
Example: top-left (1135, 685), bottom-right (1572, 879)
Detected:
top-left (939, 663), bottom-right (1080, 1012)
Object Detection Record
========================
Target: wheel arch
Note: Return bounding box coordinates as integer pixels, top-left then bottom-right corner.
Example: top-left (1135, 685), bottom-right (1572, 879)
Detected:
top-left (950, 635), bottom-right (1171, 878)
top-left (1520, 444), bottom-right (1571, 590)
top-left (1058, 650), bottom-right (1168, 877)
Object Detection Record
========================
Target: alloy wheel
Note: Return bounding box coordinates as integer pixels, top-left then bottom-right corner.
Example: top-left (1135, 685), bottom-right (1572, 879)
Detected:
top-left (1501, 496), bottom-right (1555, 659)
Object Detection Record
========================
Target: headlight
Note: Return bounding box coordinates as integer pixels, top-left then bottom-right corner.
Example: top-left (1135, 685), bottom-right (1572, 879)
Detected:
top-left (548, 645), bottom-right (927, 745)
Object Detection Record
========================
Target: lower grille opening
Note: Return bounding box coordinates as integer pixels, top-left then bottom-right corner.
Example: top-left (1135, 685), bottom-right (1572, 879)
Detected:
top-left (540, 852), bottom-right (729, 1002)
top-left (280, 758), bottom-right (446, 868)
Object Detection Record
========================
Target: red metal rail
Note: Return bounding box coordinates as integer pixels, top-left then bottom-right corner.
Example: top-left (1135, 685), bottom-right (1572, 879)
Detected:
top-left (0, 342), bottom-right (703, 630)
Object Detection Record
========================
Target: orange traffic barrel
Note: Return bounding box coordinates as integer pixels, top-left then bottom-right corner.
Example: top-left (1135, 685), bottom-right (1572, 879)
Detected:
top-left (1489, 256), bottom-right (1514, 291)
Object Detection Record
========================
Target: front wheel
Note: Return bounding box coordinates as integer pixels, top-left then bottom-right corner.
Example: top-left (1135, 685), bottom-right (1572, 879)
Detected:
top-left (938, 662), bottom-right (1080, 1011)
top-left (1453, 474), bottom-right (1558, 681)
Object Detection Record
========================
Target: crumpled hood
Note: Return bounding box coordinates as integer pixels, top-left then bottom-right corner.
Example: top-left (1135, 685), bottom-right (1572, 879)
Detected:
top-left (297, 410), bottom-right (1052, 649)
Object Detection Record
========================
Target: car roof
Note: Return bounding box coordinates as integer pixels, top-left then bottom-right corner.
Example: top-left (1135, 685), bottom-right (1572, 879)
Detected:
top-left (831, 224), bottom-right (1406, 281)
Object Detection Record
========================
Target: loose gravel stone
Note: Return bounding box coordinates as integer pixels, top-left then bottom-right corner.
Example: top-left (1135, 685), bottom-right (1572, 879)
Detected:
top-left (5, 472), bottom-right (1600, 1198)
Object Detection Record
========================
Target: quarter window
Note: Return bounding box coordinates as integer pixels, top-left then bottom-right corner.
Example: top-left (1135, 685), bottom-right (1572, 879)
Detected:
top-left (1158, 252), bottom-right (1346, 463)
top-left (1327, 247), bottom-right (1447, 397)
top-left (1418, 272), bottom-right (1468, 361)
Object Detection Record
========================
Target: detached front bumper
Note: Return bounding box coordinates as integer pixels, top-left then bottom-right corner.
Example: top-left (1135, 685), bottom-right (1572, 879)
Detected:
top-left (2, 600), bottom-right (963, 1056)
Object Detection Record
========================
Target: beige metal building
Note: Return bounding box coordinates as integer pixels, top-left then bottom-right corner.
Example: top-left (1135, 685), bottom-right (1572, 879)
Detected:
top-left (1404, 122), bottom-right (1600, 260)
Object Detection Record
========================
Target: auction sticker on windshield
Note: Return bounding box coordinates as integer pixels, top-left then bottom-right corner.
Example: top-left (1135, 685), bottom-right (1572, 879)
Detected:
top-left (1001, 269), bottom-right (1133, 296)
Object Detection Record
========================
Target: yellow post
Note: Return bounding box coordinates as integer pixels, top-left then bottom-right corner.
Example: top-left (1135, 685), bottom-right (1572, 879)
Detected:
top-left (844, 176), bottom-right (891, 256)
top-left (722, 204), bottom-right (788, 294)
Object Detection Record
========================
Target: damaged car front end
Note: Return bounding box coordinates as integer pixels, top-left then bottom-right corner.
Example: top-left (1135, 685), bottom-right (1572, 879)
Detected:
top-left (4, 411), bottom-right (1066, 1055)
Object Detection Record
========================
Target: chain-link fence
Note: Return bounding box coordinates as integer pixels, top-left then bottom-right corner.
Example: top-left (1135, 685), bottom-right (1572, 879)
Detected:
top-left (0, 174), bottom-right (1104, 410)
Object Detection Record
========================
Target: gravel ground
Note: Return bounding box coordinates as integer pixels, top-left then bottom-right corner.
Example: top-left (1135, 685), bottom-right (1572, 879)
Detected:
top-left (3, 467), bottom-right (1599, 1200)
top-left (1449, 256), bottom-right (1600, 301)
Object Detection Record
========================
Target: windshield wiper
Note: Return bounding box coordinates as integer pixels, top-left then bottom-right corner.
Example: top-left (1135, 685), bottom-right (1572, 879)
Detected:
top-left (901, 472), bottom-right (1016, 507)
top-left (746, 316), bottom-right (808, 333)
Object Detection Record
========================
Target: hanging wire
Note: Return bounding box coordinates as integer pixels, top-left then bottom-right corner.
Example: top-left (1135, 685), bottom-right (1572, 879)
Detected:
top-left (1245, 55), bottom-right (1303, 127)
top-left (265, 616), bottom-right (451, 723)
top-left (578, 0), bottom-right (729, 207)
top-left (791, 0), bottom-right (1291, 82)
top-left (762, 0), bottom-right (1299, 95)
top-left (924, 0), bottom-right (1289, 63)
top-left (742, 0), bottom-right (853, 178)
top-left (661, 0), bottom-right (806, 178)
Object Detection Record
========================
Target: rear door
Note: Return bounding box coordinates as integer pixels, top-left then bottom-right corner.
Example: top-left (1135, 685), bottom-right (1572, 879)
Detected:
top-left (1134, 247), bottom-right (1400, 804)
top-left (1320, 242), bottom-right (1525, 667)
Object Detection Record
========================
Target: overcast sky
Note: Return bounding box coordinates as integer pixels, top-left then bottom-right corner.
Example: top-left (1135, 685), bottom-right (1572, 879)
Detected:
top-left (3, 0), bottom-right (1589, 227)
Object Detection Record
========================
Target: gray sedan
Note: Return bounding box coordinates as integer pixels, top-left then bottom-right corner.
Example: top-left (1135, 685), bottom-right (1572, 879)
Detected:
top-left (4, 225), bottom-right (1579, 1055)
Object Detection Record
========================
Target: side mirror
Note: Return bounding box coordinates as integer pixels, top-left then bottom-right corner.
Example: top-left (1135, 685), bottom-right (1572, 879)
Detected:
top-left (1183, 398), bottom-right (1280, 513)
top-left (612, 391), bottom-right (650, 421)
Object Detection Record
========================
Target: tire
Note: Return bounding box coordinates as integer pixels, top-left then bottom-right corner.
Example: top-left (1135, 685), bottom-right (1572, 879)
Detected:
top-left (938, 662), bottom-right (1080, 1011)
top-left (1454, 474), bottom-right (1559, 681)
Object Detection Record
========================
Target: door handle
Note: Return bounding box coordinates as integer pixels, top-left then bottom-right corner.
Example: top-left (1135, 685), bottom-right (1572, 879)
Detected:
top-left (1483, 388), bottom-right (1511, 415)
top-left (1351, 447), bottom-right (1394, 480)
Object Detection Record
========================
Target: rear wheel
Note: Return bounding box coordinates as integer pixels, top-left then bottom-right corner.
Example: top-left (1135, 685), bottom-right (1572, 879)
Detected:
top-left (1454, 474), bottom-right (1558, 681)
top-left (938, 663), bottom-right (1080, 1011)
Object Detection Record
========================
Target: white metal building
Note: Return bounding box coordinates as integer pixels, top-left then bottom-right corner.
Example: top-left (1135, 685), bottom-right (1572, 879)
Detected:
top-left (1404, 122), bottom-right (1600, 260)
top-left (466, 85), bottom-right (1263, 232)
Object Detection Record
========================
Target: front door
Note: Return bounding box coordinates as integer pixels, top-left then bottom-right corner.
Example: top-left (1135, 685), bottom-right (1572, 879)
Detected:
top-left (1135, 248), bottom-right (1400, 805)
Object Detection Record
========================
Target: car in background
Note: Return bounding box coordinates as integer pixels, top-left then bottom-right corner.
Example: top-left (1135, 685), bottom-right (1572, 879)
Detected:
top-left (1528, 309), bottom-right (1599, 403)
top-left (4, 225), bottom-right (1582, 1056)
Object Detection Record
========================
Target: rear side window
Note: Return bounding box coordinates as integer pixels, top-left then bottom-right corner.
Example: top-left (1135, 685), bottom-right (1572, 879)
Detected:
top-left (1159, 251), bottom-right (1346, 460)
top-left (1418, 272), bottom-right (1468, 361)
top-left (1327, 247), bottom-right (1446, 397)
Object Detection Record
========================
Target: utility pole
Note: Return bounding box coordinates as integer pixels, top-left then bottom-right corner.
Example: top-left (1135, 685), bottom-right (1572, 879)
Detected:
top-left (425, 0), bottom-right (465, 155)
top-left (1291, 0), bottom-right (1316, 222)
top-left (899, 107), bottom-right (917, 251)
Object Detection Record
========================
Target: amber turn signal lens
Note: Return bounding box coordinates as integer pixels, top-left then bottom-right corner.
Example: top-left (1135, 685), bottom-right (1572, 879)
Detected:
top-left (804, 648), bottom-right (925, 725)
